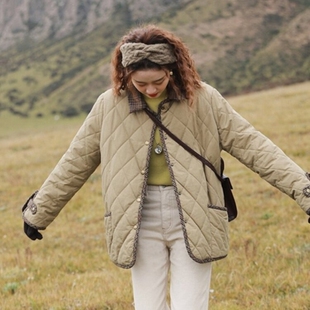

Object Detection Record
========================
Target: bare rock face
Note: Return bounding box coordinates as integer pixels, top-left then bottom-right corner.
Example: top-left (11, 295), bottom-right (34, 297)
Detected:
top-left (0, 0), bottom-right (191, 51)
top-left (0, 0), bottom-right (113, 50)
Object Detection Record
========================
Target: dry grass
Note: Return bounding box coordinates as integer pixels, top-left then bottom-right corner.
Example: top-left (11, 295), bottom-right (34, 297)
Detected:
top-left (1, 82), bottom-right (310, 309)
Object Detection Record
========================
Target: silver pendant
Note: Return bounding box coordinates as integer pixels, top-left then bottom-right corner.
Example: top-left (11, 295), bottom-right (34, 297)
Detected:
top-left (154, 144), bottom-right (163, 155)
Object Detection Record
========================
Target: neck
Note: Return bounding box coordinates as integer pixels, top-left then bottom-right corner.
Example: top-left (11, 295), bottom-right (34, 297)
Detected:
top-left (143, 90), bottom-right (167, 104)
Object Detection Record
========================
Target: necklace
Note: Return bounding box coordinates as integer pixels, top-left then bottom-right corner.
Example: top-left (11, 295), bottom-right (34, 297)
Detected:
top-left (154, 144), bottom-right (163, 155)
top-left (154, 128), bottom-right (163, 155)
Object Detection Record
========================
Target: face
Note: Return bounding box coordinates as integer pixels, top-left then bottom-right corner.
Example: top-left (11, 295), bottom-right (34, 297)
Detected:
top-left (131, 69), bottom-right (169, 99)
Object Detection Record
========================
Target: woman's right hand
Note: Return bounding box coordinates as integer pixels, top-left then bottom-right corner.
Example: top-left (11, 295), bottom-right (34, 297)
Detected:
top-left (22, 191), bottom-right (43, 240)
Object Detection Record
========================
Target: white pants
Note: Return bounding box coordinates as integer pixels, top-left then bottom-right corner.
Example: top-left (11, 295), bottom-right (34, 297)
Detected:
top-left (131, 186), bottom-right (212, 310)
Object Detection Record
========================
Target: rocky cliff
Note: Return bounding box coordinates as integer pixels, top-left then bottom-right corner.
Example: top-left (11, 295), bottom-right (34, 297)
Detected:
top-left (0, 0), bottom-right (190, 51)
top-left (0, 0), bottom-right (309, 117)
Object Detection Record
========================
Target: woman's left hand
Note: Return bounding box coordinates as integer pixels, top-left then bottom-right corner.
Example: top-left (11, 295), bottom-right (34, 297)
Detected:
top-left (23, 222), bottom-right (43, 240)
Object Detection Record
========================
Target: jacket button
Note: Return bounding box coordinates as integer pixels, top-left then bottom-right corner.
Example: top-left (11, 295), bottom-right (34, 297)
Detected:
top-left (145, 141), bottom-right (149, 145)
top-left (303, 185), bottom-right (310, 197)
top-left (137, 197), bottom-right (141, 202)
top-left (30, 202), bottom-right (37, 214)
top-left (161, 104), bottom-right (168, 112)
top-left (133, 225), bottom-right (138, 230)
top-left (141, 170), bottom-right (145, 175)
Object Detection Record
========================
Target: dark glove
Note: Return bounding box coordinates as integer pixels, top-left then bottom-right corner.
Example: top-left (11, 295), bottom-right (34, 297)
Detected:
top-left (23, 222), bottom-right (43, 240)
top-left (22, 191), bottom-right (43, 241)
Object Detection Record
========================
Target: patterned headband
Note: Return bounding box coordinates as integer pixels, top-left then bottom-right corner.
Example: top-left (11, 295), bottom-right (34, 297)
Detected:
top-left (120, 42), bottom-right (177, 67)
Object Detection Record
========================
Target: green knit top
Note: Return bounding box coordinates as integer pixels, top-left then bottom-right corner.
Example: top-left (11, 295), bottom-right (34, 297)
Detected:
top-left (144, 92), bottom-right (172, 186)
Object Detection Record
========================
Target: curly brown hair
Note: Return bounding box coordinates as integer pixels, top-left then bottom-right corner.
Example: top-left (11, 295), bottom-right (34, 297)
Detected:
top-left (111, 24), bottom-right (202, 106)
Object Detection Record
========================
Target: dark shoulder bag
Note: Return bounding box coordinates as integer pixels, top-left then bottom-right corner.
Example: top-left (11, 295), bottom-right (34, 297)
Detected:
top-left (145, 108), bottom-right (238, 222)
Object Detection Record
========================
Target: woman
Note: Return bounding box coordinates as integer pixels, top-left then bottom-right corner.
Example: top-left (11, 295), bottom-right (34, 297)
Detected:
top-left (22, 24), bottom-right (310, 310)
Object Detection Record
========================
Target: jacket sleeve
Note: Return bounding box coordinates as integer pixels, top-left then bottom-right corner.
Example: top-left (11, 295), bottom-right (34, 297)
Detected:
top-left (23, 93), bottom-right (105, 229)
top-left (209, 86), bottom-right (310, 216)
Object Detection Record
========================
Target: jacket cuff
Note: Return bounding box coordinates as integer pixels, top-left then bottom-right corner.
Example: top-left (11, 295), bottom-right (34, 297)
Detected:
top-left (302, 172), bottom-right (310, 215)
top-left (22, 214), bottom-right (45, 230)
top-left (22, 191), bottom-right (46, 230)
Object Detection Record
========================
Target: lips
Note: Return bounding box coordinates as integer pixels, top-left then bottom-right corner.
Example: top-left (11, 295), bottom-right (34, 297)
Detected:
top-left (148, 93), bottom-right (158, 98)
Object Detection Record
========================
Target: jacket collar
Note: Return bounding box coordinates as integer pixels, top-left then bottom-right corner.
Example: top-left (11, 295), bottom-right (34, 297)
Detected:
top-left (128, 87), bottom-right (183, 113)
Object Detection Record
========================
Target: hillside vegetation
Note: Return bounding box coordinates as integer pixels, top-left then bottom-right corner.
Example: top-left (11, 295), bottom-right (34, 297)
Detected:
top-left (0, 0), bottom-right (309, 118)
top-left (1, 82), bottom-right (310, 309)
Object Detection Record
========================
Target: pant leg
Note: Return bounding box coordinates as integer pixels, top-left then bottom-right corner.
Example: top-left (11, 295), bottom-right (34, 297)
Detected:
top-left (163, 187), bottom-right (212, 310)
top-left (132, 185), bottom-right (212, 310)
top-left (131, 186), bottom-right (171, 310)
top-left (170, 241), bottom-right (212, 310)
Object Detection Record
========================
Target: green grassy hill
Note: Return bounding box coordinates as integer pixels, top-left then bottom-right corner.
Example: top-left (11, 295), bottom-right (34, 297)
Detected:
top-left (1, 82), bottom-right (309, 309)
top-left (0, 0), bottom-right (309, 118)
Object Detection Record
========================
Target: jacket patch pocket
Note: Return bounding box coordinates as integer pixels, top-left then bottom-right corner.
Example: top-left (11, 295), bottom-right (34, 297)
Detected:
top-left (208, 205), bottom-right (229, 255)
top-left (209, 205), bottom-right (226, 212)
top-left (104, 212), bottom-right (113, 253)
top-left (208, 205), bottom-right (229, 222)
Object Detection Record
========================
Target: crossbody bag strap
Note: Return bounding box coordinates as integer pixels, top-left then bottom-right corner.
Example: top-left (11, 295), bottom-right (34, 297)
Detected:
top-left (144, 108), bottom-right (222, 182)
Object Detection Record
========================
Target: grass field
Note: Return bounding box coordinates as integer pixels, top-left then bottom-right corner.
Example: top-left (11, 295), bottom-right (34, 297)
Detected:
top-left (1, 82), bottom-right (310, 309)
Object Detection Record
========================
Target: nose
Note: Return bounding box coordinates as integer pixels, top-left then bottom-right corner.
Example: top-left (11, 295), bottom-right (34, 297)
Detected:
top-left (146, 85), bottom-right (157, 95)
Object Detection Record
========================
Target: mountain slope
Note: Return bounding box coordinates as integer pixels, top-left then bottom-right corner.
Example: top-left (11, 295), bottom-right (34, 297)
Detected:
top-left (165, 0), bottom-right (310, 93)
top-left (0, 0), bottom-right (191, 52)
top-left (0, 0), bottom-right (309, 117)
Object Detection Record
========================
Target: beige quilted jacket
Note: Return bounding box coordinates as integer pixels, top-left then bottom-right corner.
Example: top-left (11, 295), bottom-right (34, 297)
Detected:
top-left (23, 83), bottom-right (310, 268)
